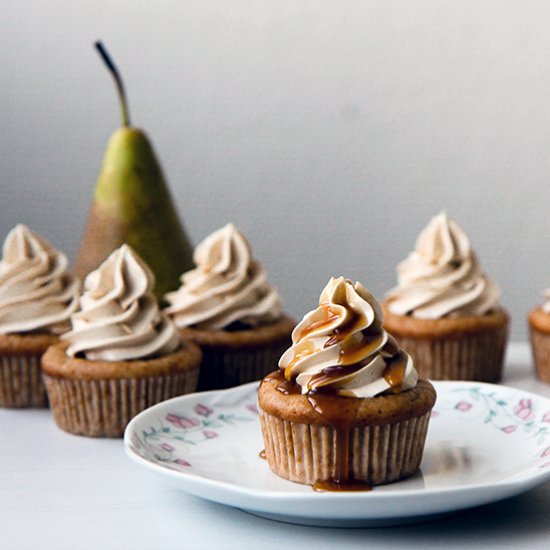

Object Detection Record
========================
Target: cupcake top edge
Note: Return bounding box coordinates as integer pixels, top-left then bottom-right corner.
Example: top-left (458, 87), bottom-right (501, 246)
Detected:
top-left (63, 244), bottom-right (181, 361)
top-left (164, 223), bottom-right (283, 330)
top-left (278, 276), bottom-right (418, 398)
top-left (385, 211), bottom-right (501, 319)
top-left (0, 224), bottom-right (80, 335)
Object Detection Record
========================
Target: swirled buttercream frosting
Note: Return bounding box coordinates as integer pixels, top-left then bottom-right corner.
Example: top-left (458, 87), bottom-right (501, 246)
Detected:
top-left (279, 277), bottom-right (417, 398)
top-left (541, 291), bottom-right (550, 314)
top-left (63, 245), bottom-right (180, 361)
top-left (164, 224), bottom-right (282, 330)
top-left (0, 224), bottom-right (80, 334)
top-left (385, 212), bottom-right (500, 319)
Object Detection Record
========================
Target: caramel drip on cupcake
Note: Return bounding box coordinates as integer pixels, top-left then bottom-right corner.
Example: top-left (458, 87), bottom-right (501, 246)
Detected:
top-left (279, 277), bottom-right (418, 398)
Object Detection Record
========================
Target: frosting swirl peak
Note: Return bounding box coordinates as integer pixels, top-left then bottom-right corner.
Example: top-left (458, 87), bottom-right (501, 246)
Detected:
top-left (63, 245), bottom-right (180, 361)
top-left (0, 224), bottom-right (80, 334)
top-left (164, 224), bottom-right (282, 330)
top-left (279, 277), bottom-right (417, 398)
top-left (386, 212), bottom-right (500, 319)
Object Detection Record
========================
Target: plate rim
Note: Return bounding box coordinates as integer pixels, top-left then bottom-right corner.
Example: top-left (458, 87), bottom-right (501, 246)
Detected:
top-left (124, 380), bottom-right (550, 510)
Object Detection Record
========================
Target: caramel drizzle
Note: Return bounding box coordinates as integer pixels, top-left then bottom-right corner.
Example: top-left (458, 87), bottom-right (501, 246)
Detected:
top-left (293, 302), bottom-right (340, 341)
top-left (267, 371), bottom-right (373, 492)
top-left (284, 339), bottom-right (317, 380)
top-left (313, 479), bottom-right (372, 492)
top-left (382, 350), bottom-right (407, 393)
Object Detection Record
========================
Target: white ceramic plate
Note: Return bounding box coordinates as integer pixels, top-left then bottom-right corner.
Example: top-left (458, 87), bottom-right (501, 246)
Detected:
top-left (124, 381), bottom-right (550, 527)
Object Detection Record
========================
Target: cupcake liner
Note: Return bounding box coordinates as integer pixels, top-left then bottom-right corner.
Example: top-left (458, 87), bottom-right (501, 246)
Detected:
top-left (43, 368), bottom-right (199, 437)
top-left (395, 329), bottom-right (507, 382)
top-left (530, 327), bottom-right (550, 383)
top-left (259, 409), bottom-right (431, 486)
top-left (197, 343), bottom-right (287, 391)
top-left (0, 352), bottom-right (48, 408)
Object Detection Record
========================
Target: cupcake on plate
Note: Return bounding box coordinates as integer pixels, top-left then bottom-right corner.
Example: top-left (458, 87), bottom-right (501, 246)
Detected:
top-left (42, 245), bottom-right (202, 437)
top-left (528, 291), bottom-right (550, 383)
top-left (164, 224), bottom-right (294, 391)
top-left (383, 212), bottom-right (508, 382)
top-left (258, 276), bottom-right (436, 489)
top-left (0, 224), bottom-right (79, 408)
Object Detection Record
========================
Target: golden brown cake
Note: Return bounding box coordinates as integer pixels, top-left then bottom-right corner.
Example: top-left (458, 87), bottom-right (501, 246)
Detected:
top-left (42, 341), bottom-right (201, 437)
top-left (259, 372), bottom-right (435, 487)
top-left (165, 224), bottom-right (293, 390)
top-left (529, 307), bottom-right (550, 383)
top-left (0, 225), bottom-right (80, 408)
top-left (42, 245), bottom-right (201, 437)
top-left (384, 212), bottom-right (508, 381)
top-left (258, 277), bottom-right (437, 489)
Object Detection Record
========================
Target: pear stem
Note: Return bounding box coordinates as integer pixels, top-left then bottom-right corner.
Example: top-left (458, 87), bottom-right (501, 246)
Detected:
top-left (95, 41), bottom-right (131, 127)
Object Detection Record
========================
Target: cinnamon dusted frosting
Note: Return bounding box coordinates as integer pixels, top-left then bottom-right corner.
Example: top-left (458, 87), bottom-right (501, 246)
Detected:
top-left (164, 224), bottom-right (282, 330)
top-left (0, 224), bottom-right (80, 334)
top-left (63, 245), bottom-right (180, 361)
top-left (385, 212), bottom-right (500, 319)
top-left (279, 277), bottom-right (417, 398)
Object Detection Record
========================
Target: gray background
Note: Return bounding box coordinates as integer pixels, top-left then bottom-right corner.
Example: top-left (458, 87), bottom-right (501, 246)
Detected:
top-left (2, 0), bottom-right (548, 339)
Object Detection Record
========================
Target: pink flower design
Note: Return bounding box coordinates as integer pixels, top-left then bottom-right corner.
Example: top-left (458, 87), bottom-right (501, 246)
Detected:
top-left (174, 458), bottom-right (191, 467)
top-left (501, 425), bottom-right (517, 434)
top-left (541, 446), bottom-right (550, 458)
top-left (539, 462), bottom-right (550, 469)
top-left (430, 410), bottom-right (440, 418)
top-left (166, 413), bottom-right (200, 429)
top-left (194, 404), bottom-right (213, 417)
top-left (543, 411), bottom-right (550, 423)
top-left (203, 430), bottom-right (218, 439)
top-left (514, 398), bottom-right (535, 422)
top-left (455, 401), bottom-right (473, 412)
top-left (246, 403), bottom-right (259, 414)
top-left (160, 443), bottom-right (174, 452)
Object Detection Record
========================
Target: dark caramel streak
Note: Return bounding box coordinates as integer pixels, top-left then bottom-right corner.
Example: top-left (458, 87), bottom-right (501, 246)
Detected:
top-left (382, 351), bottom-right (407, 393)
top-left (294, 303), bottom-right (340, 341)
top-left (313, 479), bottom-right (372, 492)
top-left (338, 328), bottom-right (384, 365)
top-left (307, 364), bottom-right (364, 389)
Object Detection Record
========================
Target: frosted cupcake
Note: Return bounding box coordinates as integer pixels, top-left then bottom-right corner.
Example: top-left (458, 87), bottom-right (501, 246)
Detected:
top-left (528, 291), bottom-right (550, 383)
top-left (164, 224), bottom-right (294, 391)
top-left (42, 245), bottom-right (201, 437)
top-left (258, 277), bottom-right (436, 489)
top-left (0, 225), bottom-right (79, 407)
top-left (383, 212), bottom-right (508, 382)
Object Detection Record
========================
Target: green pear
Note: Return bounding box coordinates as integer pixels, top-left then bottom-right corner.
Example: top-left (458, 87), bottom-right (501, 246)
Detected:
top-left (74, 42), bottom-right (194, 300)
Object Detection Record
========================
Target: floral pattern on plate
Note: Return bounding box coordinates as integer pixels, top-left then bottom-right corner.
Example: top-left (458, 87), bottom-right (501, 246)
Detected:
top-left (431, 386), bottom-right (550, 464)
top-left (129, 398), bottom-right (258, 471)
top-left (124, 381), bottom-right (550, 527)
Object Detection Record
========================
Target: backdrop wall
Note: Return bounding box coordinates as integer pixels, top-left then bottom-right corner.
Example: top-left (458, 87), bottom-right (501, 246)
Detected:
top-left (2, 0), bottom-right (549, 339)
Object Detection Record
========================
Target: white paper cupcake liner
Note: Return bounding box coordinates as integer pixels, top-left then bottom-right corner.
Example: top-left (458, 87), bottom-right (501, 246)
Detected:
top-left (0, 353), bottom-right (48, 408)
top-left (43, 369), bottom-right (199, 437)
top-left (259, 409), bottom-right (431, 486)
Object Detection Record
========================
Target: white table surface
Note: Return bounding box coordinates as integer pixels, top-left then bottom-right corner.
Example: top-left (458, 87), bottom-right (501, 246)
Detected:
top-left (3, 342), bottom-right (550, 550)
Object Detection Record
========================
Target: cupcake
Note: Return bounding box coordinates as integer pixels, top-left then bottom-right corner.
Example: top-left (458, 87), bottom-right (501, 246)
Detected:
top-left (383, 212), bottom-right (508, 382)
top-left (258, 277), bottom-right (436, 489)
top-left (164, 224), bottom-right (294, 391)
top-left (0, 225), bottom-right (80, 407)
top-left (528, 292), bottom-right (550, 383)
top-left (42, 245), bottom-right (202, 437)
